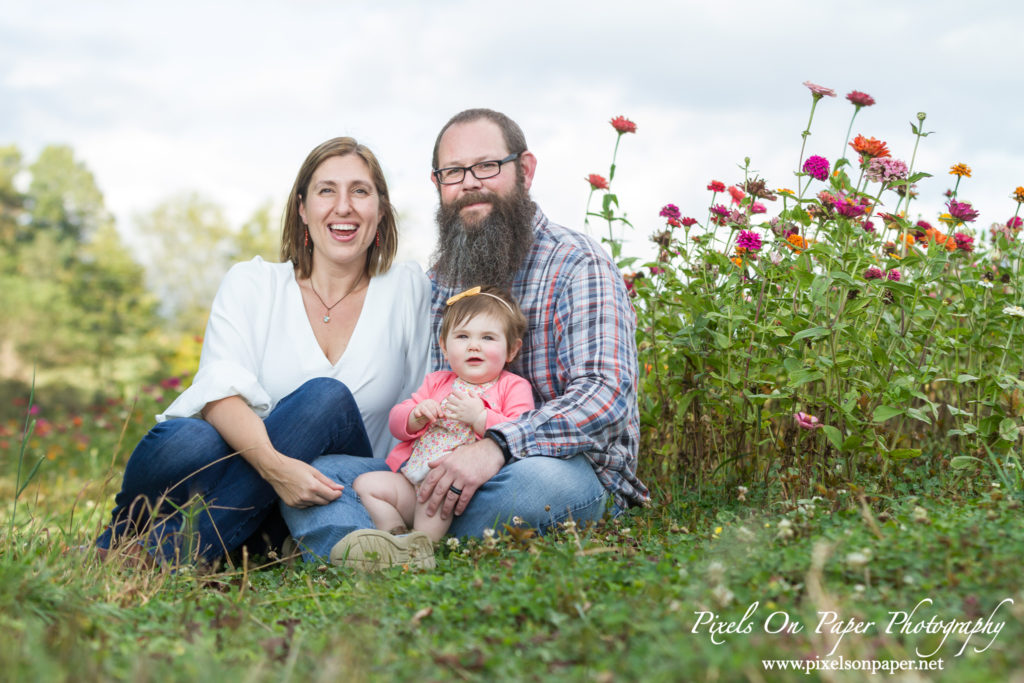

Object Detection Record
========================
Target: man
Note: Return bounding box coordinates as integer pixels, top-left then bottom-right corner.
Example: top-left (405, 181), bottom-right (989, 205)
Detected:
top-left (284, 109), bottom-right (648, 566)
top-left (417, 108), bottom-right (649, 532)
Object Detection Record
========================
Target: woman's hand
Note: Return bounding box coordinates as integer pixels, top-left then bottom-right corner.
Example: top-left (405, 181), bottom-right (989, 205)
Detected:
top-left (260, 454), bottom-right (345, 509)
top-left (408, 399), bottom-right (442, 431)
top-left (445, 388), bottom-right (486, 433)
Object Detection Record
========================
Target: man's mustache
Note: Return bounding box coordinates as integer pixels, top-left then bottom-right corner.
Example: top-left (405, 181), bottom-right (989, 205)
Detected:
top-left (450, 192), bottom-right (495, 211)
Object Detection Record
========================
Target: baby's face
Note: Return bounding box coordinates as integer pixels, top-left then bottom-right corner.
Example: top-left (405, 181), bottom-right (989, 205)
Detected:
top-left (441, 312), bottom-right (516, 385)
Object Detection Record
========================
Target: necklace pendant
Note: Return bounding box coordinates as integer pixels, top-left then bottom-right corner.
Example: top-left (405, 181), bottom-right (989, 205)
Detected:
top-left (323, 315), bottom-right (330, 323)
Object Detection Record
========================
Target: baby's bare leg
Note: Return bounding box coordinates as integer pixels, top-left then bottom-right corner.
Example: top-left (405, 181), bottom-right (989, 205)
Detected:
top-left (353, 471), bottom-right (418, 533)
top-left (414, 499), bottom-right (453, 543)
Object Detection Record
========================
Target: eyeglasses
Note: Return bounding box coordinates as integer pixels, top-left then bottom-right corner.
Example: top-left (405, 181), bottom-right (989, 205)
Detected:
top-left (433, 153), bottom-right (520, 185)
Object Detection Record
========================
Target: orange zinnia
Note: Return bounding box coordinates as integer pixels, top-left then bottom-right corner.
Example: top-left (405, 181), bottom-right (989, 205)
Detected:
top-left (849, 134), bottom-right (891, 160)
top-left (786, 233), bottom-right (809, 251)
top-left (731, 256), bottom-right (744, 268)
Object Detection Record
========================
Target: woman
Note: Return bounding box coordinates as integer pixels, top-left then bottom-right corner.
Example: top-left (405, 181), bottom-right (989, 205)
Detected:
top-left (96, 138), bottom-right (429, 566)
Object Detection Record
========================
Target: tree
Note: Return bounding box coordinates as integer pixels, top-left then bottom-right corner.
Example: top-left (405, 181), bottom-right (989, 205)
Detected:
top-left (232, 200), bottom-right (282, 264)
top-left (26, 145), bottom-right (110, 244)
top-left (135, 192), bottom-right (234, 334)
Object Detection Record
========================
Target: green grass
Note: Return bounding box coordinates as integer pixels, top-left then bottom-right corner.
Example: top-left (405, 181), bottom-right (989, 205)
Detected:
top-left (2, 473), bottom-right (1022, 681)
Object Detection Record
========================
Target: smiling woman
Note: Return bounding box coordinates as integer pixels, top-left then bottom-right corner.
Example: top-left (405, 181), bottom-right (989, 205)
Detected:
top-left (95, 137), bottom-right (431, 567)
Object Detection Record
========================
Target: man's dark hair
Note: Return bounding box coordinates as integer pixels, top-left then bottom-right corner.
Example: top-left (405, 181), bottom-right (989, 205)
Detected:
top-left (431, 108), bottom-right (528, 170)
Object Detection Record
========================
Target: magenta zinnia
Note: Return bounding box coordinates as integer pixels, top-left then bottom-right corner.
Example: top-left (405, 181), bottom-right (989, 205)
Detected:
top-left (832, 193), bottom-right (870, 218)
top-left (659, 204), bottom-right (681, 221)
top-left (947, 199), bottom-right (979, 223)
top-left (954, 233), bottom-right (975, 252)
top-left (707, 180), bottom-right (726, 192)
top-left (846, 90), bottom-right (876, 108)
top-left (802, 155), bottom-right (830, 181)
top-left (586, 174), bottom-right (609, 190)
top-left (886, 269), bottom-right (901, 281)
top-left (736, 230), bottom-right (762, 252)
top-left (680, 217), bottom-right (697, 227)
top-left (864, 267), bottom-right (884, 280)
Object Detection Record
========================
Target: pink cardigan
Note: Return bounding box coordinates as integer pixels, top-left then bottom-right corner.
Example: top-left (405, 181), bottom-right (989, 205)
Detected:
top-left (385, 370), bottom-right (535, 472)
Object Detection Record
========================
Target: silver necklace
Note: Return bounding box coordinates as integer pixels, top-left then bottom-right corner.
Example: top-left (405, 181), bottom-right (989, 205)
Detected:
top-left (308, 275), bottom-right (365, 323)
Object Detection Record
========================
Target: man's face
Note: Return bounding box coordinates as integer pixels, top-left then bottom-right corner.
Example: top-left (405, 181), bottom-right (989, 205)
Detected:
top-left (434, 119), bottom-right (533, 227)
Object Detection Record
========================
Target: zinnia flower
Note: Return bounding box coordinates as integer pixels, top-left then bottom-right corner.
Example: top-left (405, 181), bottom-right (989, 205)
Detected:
top-left (586, 174), bottom-right (609, 190)
top-left (849, 134), bottom-right (891, 160)
top-left (947, 199), bottom-right (979, 223)
top-left (707, 180), bottom-right (726, 192)
top-left (649, 266), bottom-right (664, 276)
top-left (846, 90), bottom-right (876, 107)
top-left (659, 204), bottom-right (681, 221)
top-left (832, 193), bottom-right (870, 218)
top-left (886, 269), bottom-right (901, 281)
top-left (681, 217), bottom-right (697, 227)
top-left (865, 157), bottom-right (909, 184)
top-left (610, 116), bottom-right (637, 134)
top-left (750, 202), bottom-right (767, 214)
top-left (728, 186), bottom-right (746, 205)
top-left (802, 81), bottom-right (836, 99)
top-left (864, 267), bottom-right (884, 280)
top-left (862, 220), bottom-right (875, 233)
top-left (794, 412), bottom-right (822, 430)
top-left (710, 204), bottom-right (730, 226)
top-left (736, 230), bottom-right (762, 252)
top-left (954, 232), bottom-right (974, 252)
top-left (802, 155), bottom-right (830, 181)
top-left (786, 233), bottom-right (809, 251)
top-left (1008, 216), bottom-right (1023, 229)
top-left (949, 163), bottom-right (972, 178)
top-left (743, 177), bottom-right (777, 200)
top-left (1003, 305), bottom-right (1024, 318)
top-left (1014, 187), bottom-right (1024, 203)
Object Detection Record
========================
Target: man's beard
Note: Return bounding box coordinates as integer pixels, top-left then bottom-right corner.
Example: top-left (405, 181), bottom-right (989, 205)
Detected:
top-left (431, 179), bottom-right (535, 290)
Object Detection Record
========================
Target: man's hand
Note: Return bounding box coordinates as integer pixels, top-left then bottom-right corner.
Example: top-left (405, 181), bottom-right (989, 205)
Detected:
top-left (445, 387), bottom-right (486, 432)
top-left (260, 455), bottom-right (344, 509)
top-left (408, 399), bottom-right (442, 432)
top-left (418, 438), bottom-right (504, 520)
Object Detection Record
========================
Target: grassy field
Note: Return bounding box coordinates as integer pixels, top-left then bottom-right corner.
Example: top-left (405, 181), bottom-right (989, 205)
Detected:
top-left (2, 463), bottom-right (1022, 682)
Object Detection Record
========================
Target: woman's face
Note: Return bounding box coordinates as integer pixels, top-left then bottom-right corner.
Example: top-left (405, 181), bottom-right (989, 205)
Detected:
top-left (299, 154), bottom-right (380, 273)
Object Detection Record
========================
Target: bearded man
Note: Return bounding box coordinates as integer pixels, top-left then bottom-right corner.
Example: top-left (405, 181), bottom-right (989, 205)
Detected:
top-left (284, 109), bottom-right (648, 567)
top-left (416, 109), bottom-right (648, 535)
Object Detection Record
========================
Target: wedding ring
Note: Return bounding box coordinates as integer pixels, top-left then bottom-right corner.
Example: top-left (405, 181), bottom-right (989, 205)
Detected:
top-left (448, 484), bottom-right (463, 496)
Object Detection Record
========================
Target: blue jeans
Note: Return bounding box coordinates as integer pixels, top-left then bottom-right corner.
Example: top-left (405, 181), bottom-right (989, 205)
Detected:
top-left (281, 453), bottom-right (613, 560)
top-left (95, 378), bottom-right (372, 563)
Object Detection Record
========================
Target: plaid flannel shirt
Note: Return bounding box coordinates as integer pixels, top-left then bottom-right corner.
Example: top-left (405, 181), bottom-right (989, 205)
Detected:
top-left (429, 206), bottom-right (650, 509)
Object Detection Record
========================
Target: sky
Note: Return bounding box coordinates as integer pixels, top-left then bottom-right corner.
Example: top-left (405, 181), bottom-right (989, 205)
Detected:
top-left (3, 0), bottom-right (1022, 268)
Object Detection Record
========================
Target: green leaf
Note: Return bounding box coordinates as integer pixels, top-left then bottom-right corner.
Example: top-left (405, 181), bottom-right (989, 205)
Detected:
top-left (998, 418), bottom-right (1020, 442)
top-left (887, 448), bottom-right (922, 460)
top-left (822, 425), bottom-right (843, 451)
top-left (905, 407), bottom-right (932, 424)
top-left (950, 456), bottom-right (982, 469)
top-left (956, 374), bottom-right (979, 384)
top-left (793, 326), bottom-right (830, 342)
top-left (789, 369), bottom-right (824, 387)
top-left (872, 405), bottom-right (903, 422)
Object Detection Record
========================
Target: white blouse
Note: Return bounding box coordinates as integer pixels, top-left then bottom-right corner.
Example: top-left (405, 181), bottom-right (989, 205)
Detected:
top-left (160, 257), bottom-right (431, 458)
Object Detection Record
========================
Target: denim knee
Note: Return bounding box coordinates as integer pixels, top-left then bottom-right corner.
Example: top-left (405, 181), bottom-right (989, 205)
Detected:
top-left (284, 377), bottom-right (358, 421)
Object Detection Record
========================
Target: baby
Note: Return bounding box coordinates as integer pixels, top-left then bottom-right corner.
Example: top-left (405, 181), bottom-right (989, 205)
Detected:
top-left (332, 285), bottom-right (533, 569)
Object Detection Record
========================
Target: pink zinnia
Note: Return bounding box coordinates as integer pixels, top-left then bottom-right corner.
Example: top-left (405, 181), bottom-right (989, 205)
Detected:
top-left (803, 81), bottom-right (836, 99)
top-left (947, 199), bottom-right (979, 223)
top-left (610, 116), bottom-right (637, 134)
top-left (728, 186), bottom-right (746, 205)
top-left (736, 230), bottom-right (762, 252)
top-left (794, 412), bottom-right (822, 430)
top-left (750, 202), bottom-right (767, 214)
top-left (846, 90), bottom-right (876, 108)
top-left (802, 155), bottom-right (830, 181)
top-left (832, 193), bottom-right (869, 218)
top-left (586, 174), bottom-right (609, 190)
top-left (1008, 216), bottom-right (1023, 229)
top-left (862, 220), bottom-right (875, 233)
top-left (865, 157), bottom-right (909, 184)
top-left (886, 269), bottom-right (900, 281)
top-left (659, 204), bottom-right (681, 221)
top-left (680, 217), bottom-right (698, 227)
top-left (707, 180), bottom-right (726, 192)
top-left (864, 267), bottom-right (884, 280)
top-left (649, 266), bottom-right (664, 276)
top-left (954, 233), bottom-right (974, 252)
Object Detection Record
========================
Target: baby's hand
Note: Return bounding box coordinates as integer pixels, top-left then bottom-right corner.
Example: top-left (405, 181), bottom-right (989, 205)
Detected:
top-left (409, 399), bottom-right (442, 431)
top-left (445, 388), bottom-right (485, 427)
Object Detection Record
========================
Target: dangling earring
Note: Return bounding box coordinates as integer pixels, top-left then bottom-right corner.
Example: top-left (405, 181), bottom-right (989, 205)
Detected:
top-left (375, 231), bottom-right (381, 248)
top-left (304, 228), bottom-right (310, 248)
